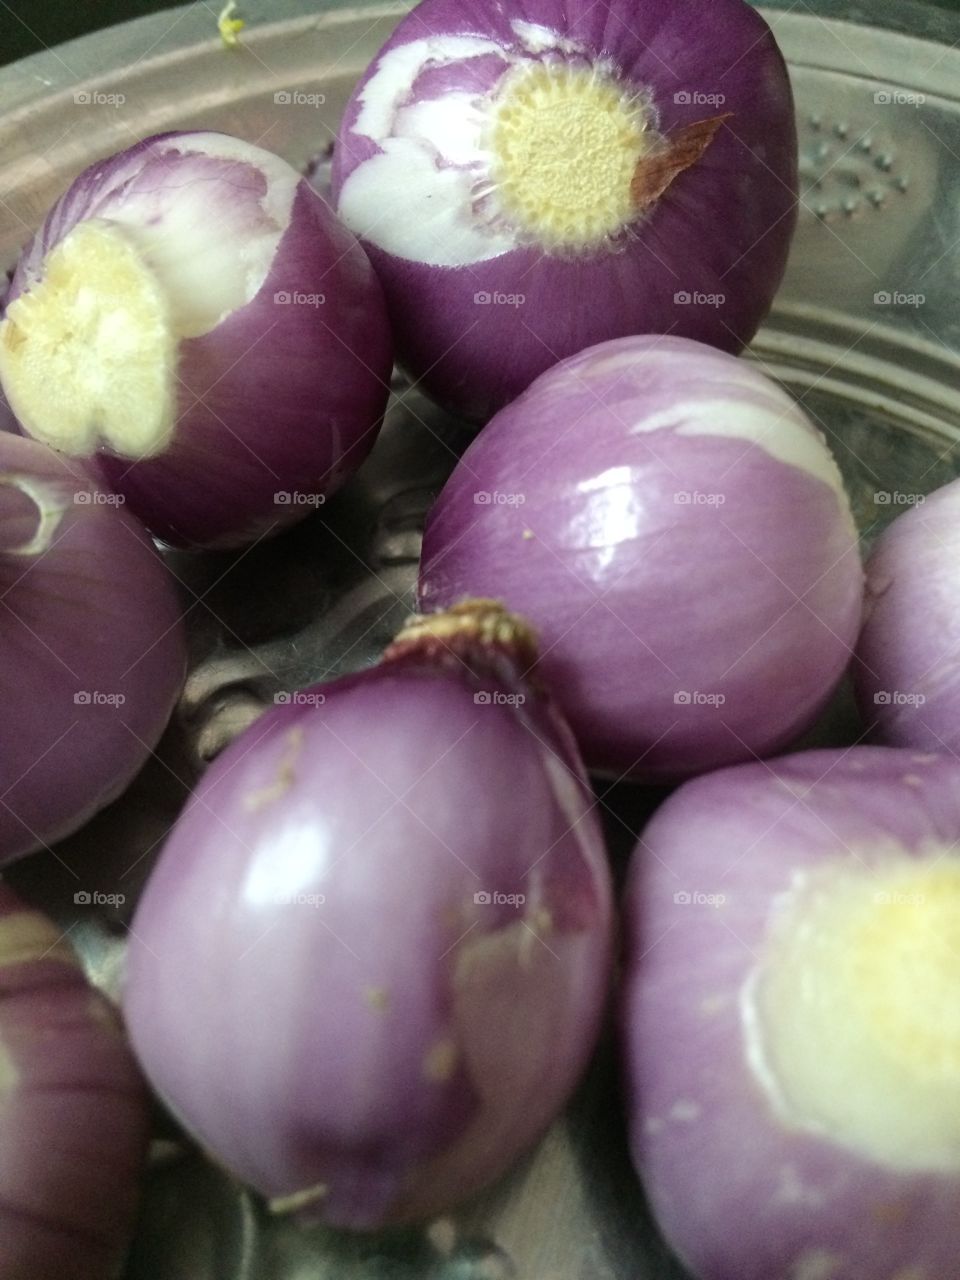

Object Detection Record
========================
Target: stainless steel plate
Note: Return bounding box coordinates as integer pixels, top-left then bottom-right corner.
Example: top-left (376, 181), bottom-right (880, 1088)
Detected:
top-left (2, 3), bottom-right (959, 1277)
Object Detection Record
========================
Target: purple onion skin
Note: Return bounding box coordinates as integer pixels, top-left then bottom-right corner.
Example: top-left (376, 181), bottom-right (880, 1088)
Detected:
top-left (854, 479), bottom-right (960, 752)
top-left (331, 0), bottom-right (797, 421)
top-left (419, 336), bottom-right (862, 781)
top-left (4, 132), bottom-right (392, 548)
top-left (0, 433), bottom-right (186, 865)
top-left (621, 746), bottom-right (960, 1280)
top-left (0, 884), bottom-right (149, 1280)
top-left (124, 608), bottom-right (613, 1229)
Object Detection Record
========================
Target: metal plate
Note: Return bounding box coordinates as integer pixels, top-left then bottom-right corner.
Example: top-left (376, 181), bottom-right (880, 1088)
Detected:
top-left (2, 3), bottom-right (960, 1277)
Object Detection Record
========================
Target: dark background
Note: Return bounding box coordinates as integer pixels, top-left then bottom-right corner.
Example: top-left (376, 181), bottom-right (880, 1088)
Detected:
top-left (1, 0), bottom-right (959, 67)
top-left (0, 0), bottom-right (229, 65)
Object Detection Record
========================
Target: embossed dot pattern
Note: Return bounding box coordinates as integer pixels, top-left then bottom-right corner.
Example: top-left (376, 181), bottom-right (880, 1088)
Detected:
top-left (800, 111), bottom-right (911, 222)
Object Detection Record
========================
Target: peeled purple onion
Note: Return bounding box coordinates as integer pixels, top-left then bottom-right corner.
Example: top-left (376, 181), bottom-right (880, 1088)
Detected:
top-left (0, 433), bottom-right (186, 865)
top-left (854, 478), bottom-right (960, 753)
top-left (0, 884), bottom-right (149, 1280)
top-left (0, 131), bottom-right (392, 548)
top-left (331, 0), bottom-right (797, 419)
top-left (124, 601), bottom-right (613, 1229)
top-left (621, 746), bottom-right (960, 1280)
top-left (419, 335), bottom-right (863, 781)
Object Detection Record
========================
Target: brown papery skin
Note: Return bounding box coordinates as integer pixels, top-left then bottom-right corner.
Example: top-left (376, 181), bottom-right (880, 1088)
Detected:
top-left (383, 598), bottom-right (540, 680)
top-left (0, 884), bottom-right (149, 1280)
top-left (631, 114), bottom-right (733, 211)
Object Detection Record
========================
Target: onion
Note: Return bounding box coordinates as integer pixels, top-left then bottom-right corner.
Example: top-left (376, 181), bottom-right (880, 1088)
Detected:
top-left (419, 335), bottom-right (863, 781)
top-left (0, 131), bottom-right (392, 548)
top-left (0, 433), bottom-right (186, 865)
top-left (854, 478), bottom-right (960, 752)
top-left (621, 746), bottom-right (960, 1280)
top-left (331, 0), bottom-right (796, 419)
top-left (0, 883), bottom-right (149, 1280)
top-left (124, 600), bottom-right (613, 1229)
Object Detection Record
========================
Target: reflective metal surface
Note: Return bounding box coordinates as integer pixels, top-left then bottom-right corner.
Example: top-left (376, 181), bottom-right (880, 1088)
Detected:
top-left (2, 2), bottom-right (960, 1276)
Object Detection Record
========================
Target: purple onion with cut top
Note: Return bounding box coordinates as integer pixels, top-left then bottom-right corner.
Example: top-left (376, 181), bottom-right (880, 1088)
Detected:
top-left (419, 335), bottom-right (863, 781)
top-left (124, 600), bottom-right (613, 1229)
top-left (0, 884), bottom-right (149, 1280)
top-left (332, 0), bottom-right (797, 419)
top-left (0, 432), bottom-right (186, 865)
top-left (855, 477), bottom-right (960, 754)
top-left (621, 746), bottom-right (960, 1280)
top-left (0, 131), bottom-right (392, 547)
